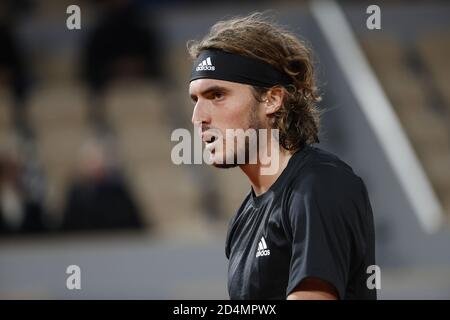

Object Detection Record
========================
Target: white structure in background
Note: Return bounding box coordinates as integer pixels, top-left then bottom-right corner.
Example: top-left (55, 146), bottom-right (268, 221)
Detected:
top-left (310, 0), bottom-right (444, 233)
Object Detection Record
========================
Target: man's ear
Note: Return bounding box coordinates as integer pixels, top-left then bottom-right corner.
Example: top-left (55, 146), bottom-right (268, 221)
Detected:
top-left (264, 87), bottom-right (284, 115)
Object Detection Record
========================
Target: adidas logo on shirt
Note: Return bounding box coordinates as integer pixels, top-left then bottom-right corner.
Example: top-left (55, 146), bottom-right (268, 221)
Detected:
top-left (256, 236), bottom-right (270, 258)
top-left (196, 57), bottom-right (215, 71)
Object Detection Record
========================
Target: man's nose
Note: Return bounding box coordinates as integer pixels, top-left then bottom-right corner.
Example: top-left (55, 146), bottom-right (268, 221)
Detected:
top-left (191, 99), bottom-right (210, 126)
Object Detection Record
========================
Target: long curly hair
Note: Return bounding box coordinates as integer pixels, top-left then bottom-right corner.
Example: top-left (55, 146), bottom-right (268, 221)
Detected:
top-left (187, 12), bottom-right (321, 152)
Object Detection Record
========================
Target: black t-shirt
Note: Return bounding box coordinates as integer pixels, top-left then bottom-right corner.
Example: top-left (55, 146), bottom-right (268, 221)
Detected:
top-left (225, 145), bottom-right (376, 300)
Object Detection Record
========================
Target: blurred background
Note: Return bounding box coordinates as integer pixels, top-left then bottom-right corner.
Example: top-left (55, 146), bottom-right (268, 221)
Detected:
top-left (0, 0), bottom-right (449, 299)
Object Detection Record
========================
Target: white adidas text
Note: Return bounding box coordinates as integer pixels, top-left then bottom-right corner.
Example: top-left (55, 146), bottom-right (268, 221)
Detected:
top-left (256, 236), bottom-right (270, 258)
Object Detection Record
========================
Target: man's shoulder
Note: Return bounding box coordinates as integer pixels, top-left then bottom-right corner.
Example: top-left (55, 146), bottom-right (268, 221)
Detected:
top-left (288, 145), bottom-right (363, 194)
top-left (283, 146), bottom-right (370, 227)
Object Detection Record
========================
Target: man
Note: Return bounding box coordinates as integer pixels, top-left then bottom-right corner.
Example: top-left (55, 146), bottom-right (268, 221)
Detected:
top-left (187, 13), bottom-right (376, 300)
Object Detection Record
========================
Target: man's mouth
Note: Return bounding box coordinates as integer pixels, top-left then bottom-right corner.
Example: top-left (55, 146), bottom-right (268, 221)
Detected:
top-left (202, 130), bottom-right (218, 144)
top-left (205, 136), bottom-right (216, 144)
top-left (206, 136), bottom-right (217, 153)
top-left (202, 132), bottom-right (218, 154)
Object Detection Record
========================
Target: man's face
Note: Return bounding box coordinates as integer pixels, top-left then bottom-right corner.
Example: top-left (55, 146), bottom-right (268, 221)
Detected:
top-left (189, 79), bottom-right (264, 168)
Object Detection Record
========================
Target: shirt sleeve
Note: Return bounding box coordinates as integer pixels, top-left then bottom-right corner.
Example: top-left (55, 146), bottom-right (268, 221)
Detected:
top-left (284, 164), bottom-right (367, 299)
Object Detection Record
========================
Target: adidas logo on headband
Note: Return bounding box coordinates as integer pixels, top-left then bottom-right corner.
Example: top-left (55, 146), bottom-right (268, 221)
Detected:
top-left (196, 57), bottom-right (215, 71)
top-left (190, 49), bottom-right (292, 87)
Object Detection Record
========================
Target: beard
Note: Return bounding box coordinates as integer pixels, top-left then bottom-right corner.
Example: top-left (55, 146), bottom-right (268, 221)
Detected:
top-left (212, 101), bottom-right (263, 169)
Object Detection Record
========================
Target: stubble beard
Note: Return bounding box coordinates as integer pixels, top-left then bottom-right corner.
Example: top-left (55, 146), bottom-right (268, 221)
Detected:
top-left (212, 101), bottom-right (263, 169)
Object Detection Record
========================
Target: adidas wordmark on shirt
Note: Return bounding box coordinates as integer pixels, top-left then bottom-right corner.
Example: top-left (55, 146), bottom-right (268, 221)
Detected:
top-left (256, 236), bottom-right (270, 258)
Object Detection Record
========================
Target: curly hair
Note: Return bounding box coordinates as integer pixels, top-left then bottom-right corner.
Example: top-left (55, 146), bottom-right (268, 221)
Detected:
top-left (187, 12), bottom-right (321, 152)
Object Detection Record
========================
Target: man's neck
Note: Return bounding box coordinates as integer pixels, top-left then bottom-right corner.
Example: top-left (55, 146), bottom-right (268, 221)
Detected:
top-left (240, 148), bottom-right (293, 196)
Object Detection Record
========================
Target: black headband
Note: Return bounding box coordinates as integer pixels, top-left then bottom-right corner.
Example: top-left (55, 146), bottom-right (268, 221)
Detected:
top-left (190, 49), bottom-right (292, 88)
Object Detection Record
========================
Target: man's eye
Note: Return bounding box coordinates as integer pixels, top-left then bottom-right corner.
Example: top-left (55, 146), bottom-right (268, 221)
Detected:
top-left (213, 92), bottom-right (223, 99)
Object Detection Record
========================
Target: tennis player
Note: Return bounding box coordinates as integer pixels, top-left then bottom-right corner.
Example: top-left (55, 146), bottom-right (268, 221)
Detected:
top-left (188, 13), bottom-right (376, 300)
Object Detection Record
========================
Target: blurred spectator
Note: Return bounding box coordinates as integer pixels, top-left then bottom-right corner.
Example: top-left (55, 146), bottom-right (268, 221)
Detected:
top-left (62, 138), bottom-right (145, 231)
top-left (0, 142), bottom-right (47, 234)
top-left (82, 0), bottom-right (165, 131)
top-left (0, 1), bottom-right (34, 138)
